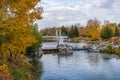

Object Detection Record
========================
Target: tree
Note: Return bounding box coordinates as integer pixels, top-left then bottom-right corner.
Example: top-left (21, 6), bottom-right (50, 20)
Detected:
top-left (0, 0), bottom-right (42, 63)
top-left (68, 25), bottom-right (74, 38)
top-left (103, 21), bottom-right (117, 36)
top-left (73, 26), bottom-right (79, 37)
top-left (61, 26), bottom-right (68, 36)
top-left (0, 64), bottom-right (11, 80)
top-left (0, 1), bottom-right (42, 79)
top-left (118, 23), bottom-right (120, 28)
top-left (114, 26), bottom-right (119, 37)
top-left (26, 25), bottom-right (42, 56)
top-left (100, 26), bottom-right (112, 40)
top-left (91, 28), bottom-right (100, 40)
top-left (85, 18), bottom-right (100, 39)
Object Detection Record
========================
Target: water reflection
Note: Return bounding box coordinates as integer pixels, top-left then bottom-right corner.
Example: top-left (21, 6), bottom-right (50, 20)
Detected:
top-left (57, 54), bottom-right (73, 66)
top-left (40, 51), bottom-right (120, 80)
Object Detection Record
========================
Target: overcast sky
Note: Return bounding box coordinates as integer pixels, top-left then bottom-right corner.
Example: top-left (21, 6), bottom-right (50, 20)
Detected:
top-left (36, 0), bottom-right (120, 30)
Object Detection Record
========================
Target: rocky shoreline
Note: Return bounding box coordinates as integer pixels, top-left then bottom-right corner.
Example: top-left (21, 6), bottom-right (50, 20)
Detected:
top-left (83, 41), bottom-right (120, 57)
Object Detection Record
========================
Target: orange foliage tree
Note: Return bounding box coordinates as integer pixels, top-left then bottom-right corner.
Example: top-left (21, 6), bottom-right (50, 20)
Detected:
top-left (0, 0), bottom-right (42, 79)
top-left (85, 19), bottom-right (101, 40)
top-left (0, 64), bottom-right (11, 80)
top-left (0, 0), bottom-right (42, 63)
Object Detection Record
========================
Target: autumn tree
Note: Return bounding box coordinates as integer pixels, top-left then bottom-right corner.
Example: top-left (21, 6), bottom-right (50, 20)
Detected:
top-left (118, 23), bottom-right (120, 28)
top-left (40, 28), bottom-right (48, 36)
top-left (85, 19), bottom-right (100, 40)
top-left (0, 0), bottom-right (42, 79)
top-left (0, 0), bottom-right (42, 63)
top-left (78, 26), bottom-right (86, 37)
top-left (0, 64), bottom-right (11, 80)
top-left (40, 27), bottom-right (57, 36)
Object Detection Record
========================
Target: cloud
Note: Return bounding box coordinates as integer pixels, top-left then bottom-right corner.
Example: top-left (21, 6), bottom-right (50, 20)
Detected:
top-left (37, 0), bottom-right (120, 30)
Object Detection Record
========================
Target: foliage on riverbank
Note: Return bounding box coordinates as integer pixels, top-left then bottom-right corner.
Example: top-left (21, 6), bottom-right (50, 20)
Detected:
top-left (26, 25), bottom-right (42, 56)
top-left (0, 0), bottom-right (42, 80)
top-left (41, 19), bottom-right (120, 41)
top-left (30, 58), bottom-right (43, 80)
top-left (40, 18), bottom-right (120, 56)
top-left (100, 44), bottom-right (120, 56)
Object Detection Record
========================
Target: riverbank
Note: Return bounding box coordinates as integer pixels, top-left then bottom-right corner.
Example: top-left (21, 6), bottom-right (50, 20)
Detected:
top-left (64, 37), bottom-right (120, 57)
top-left (4, 56), bottom-right (42, 80)
top-left (83, 40), bottom-right (120, 57)
top-left (41, 41), bottom-right (120, 57)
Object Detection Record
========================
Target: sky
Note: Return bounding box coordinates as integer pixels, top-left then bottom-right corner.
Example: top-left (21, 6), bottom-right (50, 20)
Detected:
top-left (36, 0), bottom-right (120, 30)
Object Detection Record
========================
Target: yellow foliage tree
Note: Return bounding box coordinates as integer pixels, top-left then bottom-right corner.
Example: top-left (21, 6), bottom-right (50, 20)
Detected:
top-left (91, 28), bottom-right (100, 40)
top-left (0, 0), bottom-right (42, 63)
top-left (0, 64), bottom-right (11, 80)
top-left (85, 19), bottom-right (101, 40)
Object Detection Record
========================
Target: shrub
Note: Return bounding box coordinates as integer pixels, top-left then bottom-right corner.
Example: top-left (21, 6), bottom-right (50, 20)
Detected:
top-left (100, 26), bottom-right (112, 40)
top-left (0, 64), bottom-right (11, 80)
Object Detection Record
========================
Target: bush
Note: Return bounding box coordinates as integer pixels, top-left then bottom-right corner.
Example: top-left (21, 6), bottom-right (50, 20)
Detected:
top-left (30, 58), bottom-right (42, 80)
top-left (9, 58), bottom-right (31, 80)
top-left (100, 26), bottom-right (112, 40)
top-left (26, 25), bottom-right (42, 56)
top-left (0, 64), bottom-right (11, 80)
top-left (107, 44), bottom-right (113, 50)
top-left (114, 48), bottom-right (120, 55)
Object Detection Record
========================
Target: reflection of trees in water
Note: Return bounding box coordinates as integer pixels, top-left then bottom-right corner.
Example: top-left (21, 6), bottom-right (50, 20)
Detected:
top-left (56, 51), bottom-right (112, 67)
top-left (30, 58), bottom-right (43, 80)
top-left (101, 54), bottom-right (112, 61)
top-left (57, 54), bottom-right (73, 66)
top-left (87, 53), bottom-right (111, 66)
top-left (87, 53), bottom-right (100, 66)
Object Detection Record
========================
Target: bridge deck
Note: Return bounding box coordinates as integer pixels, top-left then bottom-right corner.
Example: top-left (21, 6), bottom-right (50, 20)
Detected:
top-left (41, 42), bottom-right (87, 52)
top-left (41, 42), bottom-right (58, 51)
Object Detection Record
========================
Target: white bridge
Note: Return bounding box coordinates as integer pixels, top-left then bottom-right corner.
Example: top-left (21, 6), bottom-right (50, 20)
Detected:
top-left (42, 36), bottom-right (68, 41)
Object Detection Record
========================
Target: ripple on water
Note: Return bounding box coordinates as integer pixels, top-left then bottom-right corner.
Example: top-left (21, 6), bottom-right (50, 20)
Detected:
top-left (40, 51), bottom-right (120, 80)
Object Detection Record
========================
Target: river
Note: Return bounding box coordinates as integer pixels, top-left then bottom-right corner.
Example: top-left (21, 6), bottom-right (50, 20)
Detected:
top-left (40, 42), bottom-right (120, 80)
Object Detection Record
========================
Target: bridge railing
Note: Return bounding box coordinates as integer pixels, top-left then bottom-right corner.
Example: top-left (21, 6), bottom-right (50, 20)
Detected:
top-left (42, 36), bottom-right (68, 38)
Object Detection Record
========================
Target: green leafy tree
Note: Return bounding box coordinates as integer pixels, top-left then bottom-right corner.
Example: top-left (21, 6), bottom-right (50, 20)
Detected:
top-left (26, 25), bottom-right (42, 56)
top-left (100, 26), bottom-right (112, 40)
top-left (114, 26), bottom-right (119, 37)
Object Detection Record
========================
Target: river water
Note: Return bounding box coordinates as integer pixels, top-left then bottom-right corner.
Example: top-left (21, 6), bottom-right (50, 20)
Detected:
top-left (40, 43), bottom-right (120, 80)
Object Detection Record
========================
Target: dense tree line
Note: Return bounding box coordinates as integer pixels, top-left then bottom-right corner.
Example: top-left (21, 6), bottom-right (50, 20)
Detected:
top-left (40, 25), bottom-right (79, 38)
top-left (68, 25), bottom-right (79, 38)
top-left (41, 19), bottom-right (120, 41)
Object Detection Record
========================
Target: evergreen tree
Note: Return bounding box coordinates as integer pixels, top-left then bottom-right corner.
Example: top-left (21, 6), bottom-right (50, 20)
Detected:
top-left (114, 26), bottom-right (119, 37)
top-left (61, 26), bottom-right (68, 36)
top-left (100, 26), bottom-right (112, 40)
top-left (68, 25), bottom-right (79, 38)
top-left (68, 25), bottom-right (74, 38)
top-left (73, 26), bottom-right (79, 37)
